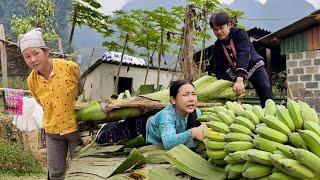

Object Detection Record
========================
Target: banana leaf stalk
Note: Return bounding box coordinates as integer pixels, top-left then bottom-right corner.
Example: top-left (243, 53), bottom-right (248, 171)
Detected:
top-left (76, 75), bottom-right (235, 122)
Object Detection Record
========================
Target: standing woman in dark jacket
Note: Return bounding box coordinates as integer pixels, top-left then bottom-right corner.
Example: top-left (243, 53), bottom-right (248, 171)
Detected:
top-left (207, 12), bottom-right (273, 107)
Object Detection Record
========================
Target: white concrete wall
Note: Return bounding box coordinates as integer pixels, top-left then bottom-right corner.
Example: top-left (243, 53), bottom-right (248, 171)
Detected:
top-left (83, 63), bottom-right (183, 101)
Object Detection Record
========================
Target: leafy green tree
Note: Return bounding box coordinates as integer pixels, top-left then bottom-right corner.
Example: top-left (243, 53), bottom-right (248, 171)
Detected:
top-left (103, 10), bottom-right (139, 94)
top-left (148, 7), bottom-right (181, 87)
top-left (10, 0), bottom-right (57, 41)
top-left (69, 0), bottom-right (113, 45)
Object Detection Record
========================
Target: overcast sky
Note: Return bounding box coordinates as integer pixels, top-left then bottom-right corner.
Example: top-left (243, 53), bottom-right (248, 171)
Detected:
top-left (97, 0), bottom-right (320, 15)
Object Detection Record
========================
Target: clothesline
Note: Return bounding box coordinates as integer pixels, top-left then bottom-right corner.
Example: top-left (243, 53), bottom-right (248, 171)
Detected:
top-left (0, 88), bottom-right (30, 93)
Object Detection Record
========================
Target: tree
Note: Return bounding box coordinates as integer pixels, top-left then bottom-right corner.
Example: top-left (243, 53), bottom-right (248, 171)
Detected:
top-left (103, 10), bottom-right (138, 94)
top-left (69, 0), bottom-right (113, 45)
top-left (130, 9), bottom-right (159, 85)
top-left (148, 7), bottom-right (181, 87)
top-left (10, 0), bottom-right (57, 41)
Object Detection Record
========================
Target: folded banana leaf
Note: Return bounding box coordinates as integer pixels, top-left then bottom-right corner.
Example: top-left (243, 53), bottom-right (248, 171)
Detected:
top-left (164, 144), bottom-right (225, 180)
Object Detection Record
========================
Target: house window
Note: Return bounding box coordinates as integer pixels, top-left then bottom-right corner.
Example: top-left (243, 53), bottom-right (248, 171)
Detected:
top-left (114, 77), bottom-right (133, 94)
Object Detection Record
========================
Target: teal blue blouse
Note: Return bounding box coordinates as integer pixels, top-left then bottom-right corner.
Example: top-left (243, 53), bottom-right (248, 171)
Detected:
top-left (146, 103), bottom-right (201, 149)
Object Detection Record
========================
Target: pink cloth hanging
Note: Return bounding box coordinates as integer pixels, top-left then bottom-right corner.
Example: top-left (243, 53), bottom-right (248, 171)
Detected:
top-left (4, 88), bottom-right (24, 115)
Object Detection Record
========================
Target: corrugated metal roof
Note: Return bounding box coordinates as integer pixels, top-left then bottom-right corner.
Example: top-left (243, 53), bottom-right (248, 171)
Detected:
top-left (258, 9), bottom-right (320, 48)
top-left (80, 58), bottom-right (177, 79)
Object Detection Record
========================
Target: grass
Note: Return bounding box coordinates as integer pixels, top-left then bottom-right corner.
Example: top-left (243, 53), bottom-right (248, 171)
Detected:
top-left (0, 141), bottom-right (45, 176)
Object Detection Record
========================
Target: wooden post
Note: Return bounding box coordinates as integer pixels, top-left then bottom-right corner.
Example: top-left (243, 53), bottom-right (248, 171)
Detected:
top-left (114, 34), bottom-right (129, 94)
top-left (0, 24), bottom-right (9, 88)
top-left (182, 4), bottom-right (196, 82)
top-left (266, 48), bottom-right (272, 86)
top-left (57, 36), bottom-right (63, 54)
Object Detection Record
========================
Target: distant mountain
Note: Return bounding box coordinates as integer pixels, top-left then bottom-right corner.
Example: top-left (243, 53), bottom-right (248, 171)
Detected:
top-left (0, 0), bottom-right (316, 71)
top-left (228, 0), bottom-right (316, 31)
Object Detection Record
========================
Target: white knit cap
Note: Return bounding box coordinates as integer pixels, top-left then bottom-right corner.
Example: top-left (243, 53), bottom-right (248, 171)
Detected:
top-left (18, 28), bottom-right (46, 53)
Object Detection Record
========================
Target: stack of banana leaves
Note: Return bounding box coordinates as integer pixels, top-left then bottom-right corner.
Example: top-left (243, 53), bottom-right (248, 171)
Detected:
top-left (76, 75), bottom-right (237, 123)
top-left (201, 99), bottom-right (320, 179)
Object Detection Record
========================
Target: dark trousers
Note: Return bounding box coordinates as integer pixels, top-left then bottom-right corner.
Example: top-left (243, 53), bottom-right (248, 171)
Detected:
top-left (46, 131), bottom-right (79, 180)
top-left (248, 66), bottom-right (274, 107)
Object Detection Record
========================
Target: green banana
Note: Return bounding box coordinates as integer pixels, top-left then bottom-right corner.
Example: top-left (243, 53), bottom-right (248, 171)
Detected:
top-left (276, 105), bottom-right (295, 131)
top-left (225, 141), bottom-right (253, 152)
top-left (287, 99), bottom-right (303, 129)
top-left (225, 101), bottom-right (235, 110)
top-left (252, 105), bottom-right (264, 121)
top-left (211, 159), bottom-right (227, 166)
top-left (197, 114), bottom-right (219, 122)
top-left (228, 151), bottom-right (246, 164)
top-left (299, 101), bottom-right (319, 124)
top-left (215, 106), bottom-right (236, 119)
top-left (247, 149), bottom-right (272, 165)
top-left (288, 132), bottom-right (308, 149)
top-left (276, 145), bottom-right (295, 159)
top-left (256, 123), bottom-right (267, 128)
top-left (242, 103), bottom-right (253, 111)
top-left (263, 115), bottom-right (291, 135)
top-left (255, 126), bottom-right (288, 143)
top-left (217, 111), bottom-right (233, 125)
top-left (234, 116), bottom-right (255, 131)
top-left (229, 163), bottom-right (244, 173)
top-left (242, 161), bottom-right (259, 172)
top-left (206, 121), bottom-right (230, 133)
top-left (269, 153), bottom-right (287, 167)
top-left (241, 149), bottom-right (256, 161)
top-left (264, 99), bottom-right (276, 116)
top-left (269, 171), bottom-right (300, 180)
top-left (242, 164), bottom-right (272, 179)
top-left (199, 107), bottom-right (215, 113)
top-left (303, 121), bottom-right (320, 137)
top-left (292, 148), bottom-right (320, 173)
top-left (206, 149), bottom-right (227, 160)
top-left (229, 123), bottom-right (253, 136)
top-left (242, 109), bottom-right (260, 125)
top-left (276, 158), bottom-right (315, 179)
top-left (203, 139), bottom-right (227, 150)
top-left (224, 155), bottom-right (240, 165)
top-left (299, 129), bottom-right (320, 157)
top-left (253, 135), bottom-right (282, 152)
top-left (204, 130), bottom-right (226, 142)
top-left (200, 111), bottom-right (216, 116)
top-left (225, 132), bottom-right (253, 142)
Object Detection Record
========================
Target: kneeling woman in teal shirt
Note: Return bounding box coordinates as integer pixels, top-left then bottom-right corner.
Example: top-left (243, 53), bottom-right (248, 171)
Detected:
top-left (146, 80), bottom-right (208, 149)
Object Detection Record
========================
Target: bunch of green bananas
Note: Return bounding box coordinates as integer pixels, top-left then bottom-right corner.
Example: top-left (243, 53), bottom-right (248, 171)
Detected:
top-left (200, 99), bottom-right (320, 179)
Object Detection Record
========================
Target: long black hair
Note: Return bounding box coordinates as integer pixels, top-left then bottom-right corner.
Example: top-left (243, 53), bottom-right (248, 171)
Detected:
top-left (170, 80), bottom-right (201, 129)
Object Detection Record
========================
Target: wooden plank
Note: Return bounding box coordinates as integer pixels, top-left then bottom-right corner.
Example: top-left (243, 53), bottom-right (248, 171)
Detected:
top-left (0, 24), bottom-right (8, 88)
top-left (316, 25), bottom-right (320, 50)
top-left (306, 28), bottom-right (313, 50)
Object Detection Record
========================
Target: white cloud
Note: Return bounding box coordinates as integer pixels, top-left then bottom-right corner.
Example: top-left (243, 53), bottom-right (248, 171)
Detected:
top-left (306, 0), bottom-right (320, 9)
top-left (219, 0), bottom-right (235, 5)
top-left (219, 0), bottom-right (268, 5)
top-left (97, 0), bottom-right (132, 15)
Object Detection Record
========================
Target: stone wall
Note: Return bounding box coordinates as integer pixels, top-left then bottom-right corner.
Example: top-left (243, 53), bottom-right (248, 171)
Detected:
top-left (286, 50), bottom-right (320, 112)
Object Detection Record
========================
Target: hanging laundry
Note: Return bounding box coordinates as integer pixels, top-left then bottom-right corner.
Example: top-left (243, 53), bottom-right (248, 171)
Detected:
top-left (3, 88), bottom-right (24, 115)
top-left (12, 97), bottom-right (43, 132)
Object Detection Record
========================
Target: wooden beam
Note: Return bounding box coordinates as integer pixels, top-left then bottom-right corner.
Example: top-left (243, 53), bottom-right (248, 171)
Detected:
top-left (265, 48), bottom-right (272, 87)
top-left (0, 24), bottom-right (9, 88)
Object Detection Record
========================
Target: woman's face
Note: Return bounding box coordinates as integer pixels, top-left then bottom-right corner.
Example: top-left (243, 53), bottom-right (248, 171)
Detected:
top-left (171, 84), bottom-right (197, 116)
top-left (22, 47), bottom-right (50, 72)
top-left (212, 23), bottom-right (232, 40)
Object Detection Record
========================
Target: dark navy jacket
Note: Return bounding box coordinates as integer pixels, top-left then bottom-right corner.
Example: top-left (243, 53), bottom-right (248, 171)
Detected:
top-left (207, 28), bottom-right (263, 81)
